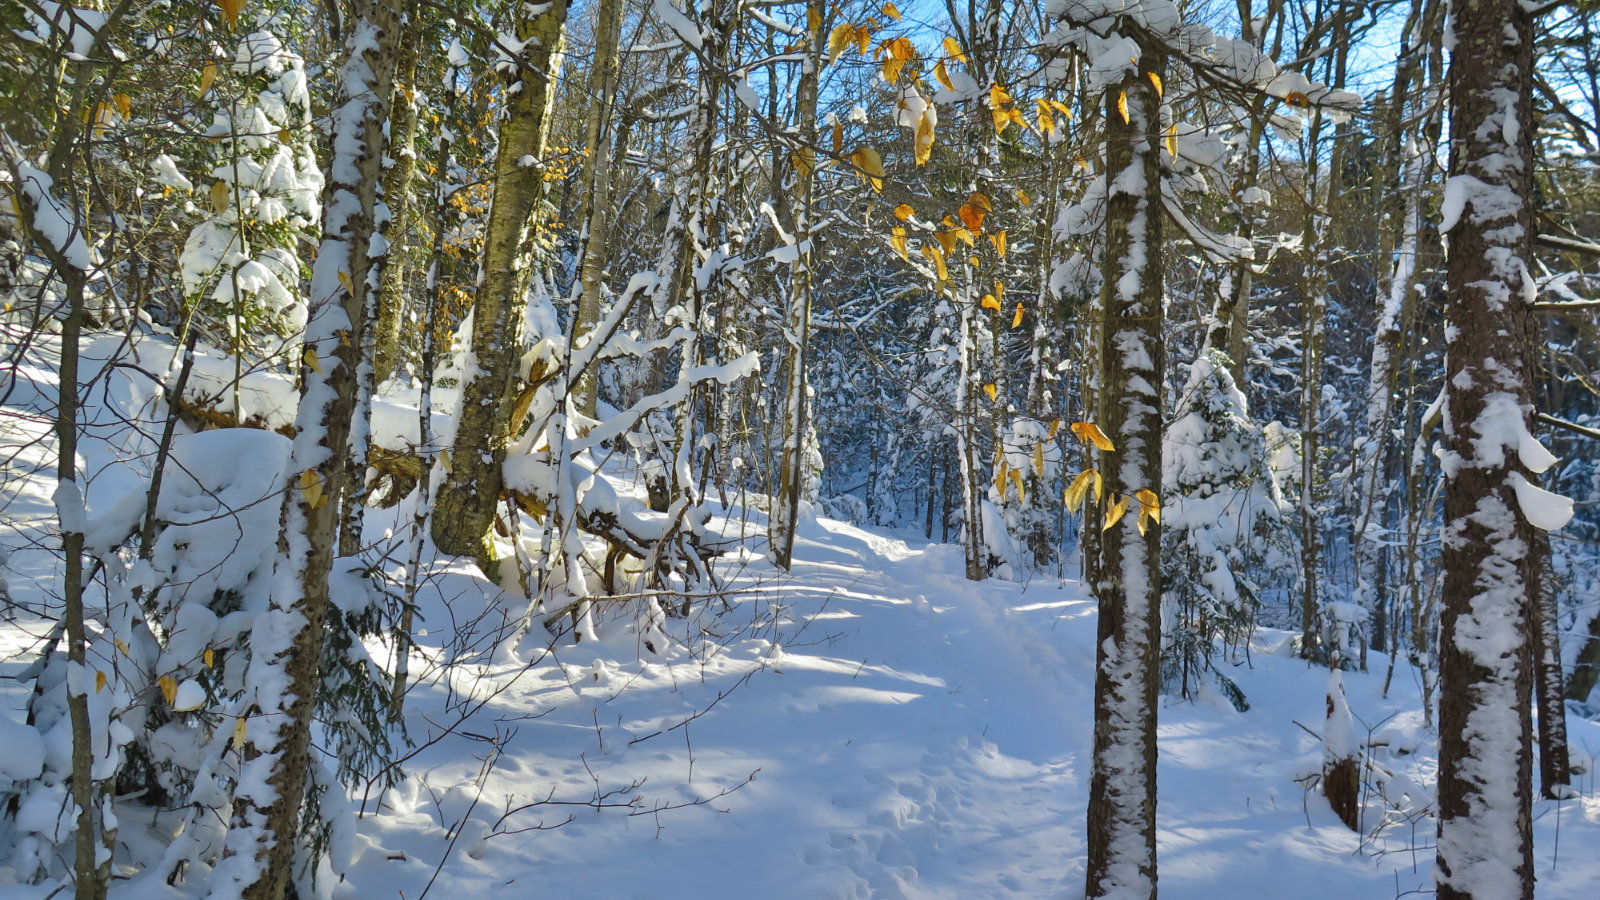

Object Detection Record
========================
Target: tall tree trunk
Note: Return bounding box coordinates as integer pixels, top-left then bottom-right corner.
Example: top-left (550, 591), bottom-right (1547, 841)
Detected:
top-left (771, 0), bottom-right (824, 570)
top-left (1085, 42), bottom-right (1166, 900)
top-left (1527, 531), bottom-right (1570, 797)
top-left (206, 4), bottom-right (405, 898)
top-left (431, 1), bottom-right (571, 569)
top-left (372, 15), bottom-right (424, 384)
top-left (1434, 1), bottom-right (1539, 896)
top-left (572, 0), bottom-right (627, 418)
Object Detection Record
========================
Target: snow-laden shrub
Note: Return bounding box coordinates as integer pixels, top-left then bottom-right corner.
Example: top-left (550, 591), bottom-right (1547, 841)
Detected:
top-left (988, 416), bottom-right (1063, 570)
top-left (178, 20), bottom-right (322, 364)
top-left (1160, 348), bottom-right (1292, 709)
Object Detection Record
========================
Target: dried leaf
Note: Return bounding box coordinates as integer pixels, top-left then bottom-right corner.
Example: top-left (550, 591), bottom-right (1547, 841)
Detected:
top-left (96, 670), bottom-right (107, 693)
top-left (1103, 495), bottom-right (1130, 531)
top-left (299, 468), bottom-right (326, 509)
top-left (882, 2), bottom-right (901, 20)
top-left (989, 83), bottom-right (1012, 134)
top-left (1135, 488), bottom-right (1161, 525)
top-left (890, 226), bottom-right (908, 261)
top-left (995, 460), bottom-right (1008, 498)
top-left (1064, 469), bottom-right (1094, 514)
top-left (849, 147), bottom-right (885, 193)
top-left (1285, 91), bottom-right (1311, 108)
top-left (989, 229), bottom-right (1007, 259)
top-left (914, 108), bottom-right (935, 166)
top-left (1036, 98), bottom-right (1055, 134)
top-left (218, 0), bottom-right (245, 28)
top-left (855, 23), bottom-right (873, 55)
top-left (942, 37), bottom-right (968, 65)
top-left (233, 715), bottom-right (248, 749)
top-left (1091, 469), bottom-right (1104, 503)
top-left (1166, 122), bottom-right (1179, 159)
top-left (1009, 468), bottom-right (1026, 504)
top-left (114, 637), bottom-right (129, 656)
top-left (1117, 91), bottom-right (1130, 124)
top-left (832, 118), bottom-right (844, 154)
top-left (113, 93), bottom-right (131, 119)
top-left (934, 59), bottom-right (955, 91)
top-left (959, 202), bottom-right (986, 233)
top-left (210, 180), bottom-right (229, 213)
top-left (1070, 421), bottom-right (1116, 452)
top-left (980, 293), bottom-right (1000, 312)
top-left (792, 147), bottom-right (815, 178)
top-left (1147, 71), bottom-right (1163, 98)
top-left (983, 382), bottom-right (998, 403)
top-left (952, 227), bottom-right (975, 247)
top-left (920, 243), bottom-right (948, 282)
top-left (199, 61), bottom-right (218, 96)
top-left (1048, 418), bottom-right (1062, 440)
top-left (1016, 188), bottom-right (1031, 205)
top-left (893, 203), bottom-right (915, 221)
top-left (827, 23), bottom-right (854, 63)
top-left (158, 676), bottom-right (178, 706)
top-left (204, 647), bottom-right (215, 668)
top-left (1011, 301), bottom-right (1024, 329)
top-left (302, 345), bottom-right (322, 374)
top-left (1032, 441), bottom-right (1044, 475)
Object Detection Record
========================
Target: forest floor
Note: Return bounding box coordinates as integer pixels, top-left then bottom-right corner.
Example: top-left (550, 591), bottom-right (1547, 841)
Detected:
top-left (4, 330), bottom-right (1600, 899)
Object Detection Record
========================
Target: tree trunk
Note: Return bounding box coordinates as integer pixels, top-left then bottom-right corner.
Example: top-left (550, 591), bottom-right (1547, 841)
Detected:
top-left (1527, 531), bottom-right (1570, 797)
top-left (206, 4), bottom-right (405, 898)
top-left (572, 0), bottom-right (627, 418)
top-left (771, 0), bottom-right (824, 570)
top-left (372, 16), bottom-right (424, 384)
top-left (1434, 1), bottom-right (1538, 896)
top-left (431, 1), bottom-right (571, 569)
top-left (1084, 43), bottom-right (1166, 900)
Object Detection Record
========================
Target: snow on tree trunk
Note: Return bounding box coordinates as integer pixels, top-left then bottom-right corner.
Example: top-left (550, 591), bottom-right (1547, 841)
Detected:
top-left (205, 4), bottom-right (404, 897)
top-left (771, 0), bottom-right (824, 571)
top-left (1434, 0), bottom-right (1545, 896)
top-left (431, 1), bottom-right (570, 570)
top-left (1084, 41), bottom-right (1166, 900)
top-left (571, 0), bottom-right (626, 419)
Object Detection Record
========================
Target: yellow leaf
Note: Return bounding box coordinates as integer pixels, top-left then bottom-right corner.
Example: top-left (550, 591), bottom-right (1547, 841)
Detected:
top-left (1103, 495), bottom-right (1130, 531)
top-left (113, 637), bottom-right (129, 656)
top-left (995, 460), bottom-right (1008, 498)
top-left (1033, 441), bottom-right (1045, 475)
top-left (993, 281), bottom-right (1004, 305)
top-left (158, 676), bottom-right (178, 706)
top-left (233, 715), bottom-right (248, 749)
top-left (204, 647), bottom-right (215, 668)
top-left (890, 226), bottom-right (908, 261)
top-left (1285, 91), bottom-right (1311, 108)
top-left (893, 203), bottom-right (915, 221)
top-left (218, 0), bottom-right (245, 28)
top-left (935, 229), bottom-right (957, 257)
top-left (1009, 468), bottom-right (1026, 504)
top-left (1011, 301), bottom-right (1024, 329)
top-left (1064, 469), bottom-right (1094, 514)
top-left (1008, 108), bottom-right (1029, 131)
top-left (1166, 122), bottom-right (1179, 160)
top-left (302, 345), bottom-right (322, 374)
top-left (920, 243), bottom-right (948, 281)
top-left (882, 3), bottom-right (901, 20)
top-left (832, 119), bottom-right (844, 154)
top-left (1048, 99), bottom-right (1074, 118)
top-left (989, 229), bottom-right (1007, 259)
top-left (914, 108), bottom-right (935, 166)
top-left (968, 255), bottom-right (981, 270)
top-left (1091, 469), bottom-right (1104, 503)
top-left (1048, 418), bottom-right (1062, 440)
top-left (1071, 421), bottom-right (1116, 452)
top-left (210, 180), bottom-right (229, 213)
top-left (943, 37), bottom-right (968, 65)
top-left (1135, 488), bottom-right (1161, 525)
top-left (980, 293), bottom-right (1000, 312)
top-left (96, 670), bottom-right (107, 693)
top-left (199, 62), bottom-right (217, 97)
top-left (1147, 71), bottom-right (1163, 98)
top-left (983, 382), bottom-right (998, 403)
top-left (827, 23), bottom-right (854, 63)
top-left (808, 4), bottom-right (821, 35)
top-left (849, 147), bottom-right (885, 193)
top-left (959, 203), bottom-right (986, 233)
top-left (1036, 98), bottom-right (1055, 134)
top-left (855, 23), bottom-right (873, 55)
top-left (1016, 189), bottom-right (1031, 206)
top-left (299, 468), bottom-right (326, 510)
top-left (113, 93), bottom-right (131, 119)
top-left (934, 59), bottom-right (955, 92)
top-left (337, 270), bottom-right (354, 292)
top-left (1117, 91), bottom-right (1130, 124)
top-left (792, 147), bottom-right (815, 178)
top-left (952, 226), bottom-right (975, 247)
top-left (989, 83), bottom-right (1012, 134)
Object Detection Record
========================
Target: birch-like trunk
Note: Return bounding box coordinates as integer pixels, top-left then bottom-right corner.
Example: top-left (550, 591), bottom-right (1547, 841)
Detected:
top-left (1435, 0), bottom-right (1538, 895)
top-left (1084, 43), bottom-right (1166, 900)
top-left (572, 0), bottom-right (627, 418)
top-left (205, 4), bottom-right (404, 898)
top-left (431, 1), bottom-right (570, 568)
top-left (771, 0), bottom-right (824, 570)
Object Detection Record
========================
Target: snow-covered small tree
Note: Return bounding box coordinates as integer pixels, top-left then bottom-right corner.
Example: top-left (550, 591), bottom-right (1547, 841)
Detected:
top-left (179, 18), bottom-right (322, 373)
top-left (1160, 348), bottom-right (1289, 709)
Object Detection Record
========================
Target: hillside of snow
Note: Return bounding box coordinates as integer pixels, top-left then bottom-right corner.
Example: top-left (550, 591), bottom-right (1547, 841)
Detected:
top-left (3, 330), bottom-right (1600, 899)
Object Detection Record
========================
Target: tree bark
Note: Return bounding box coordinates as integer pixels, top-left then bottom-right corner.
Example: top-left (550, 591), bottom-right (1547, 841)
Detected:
top-left (572, 0), bottom-right (627, 419)
top-left (1085, 41), bottom-right (1166, 900)
top-left (1434, 1), bottom-right (1538, 897)
top-left (431, 1), bottom-right (570, 569)
top-left (206, 4), bottom-right (406, 898)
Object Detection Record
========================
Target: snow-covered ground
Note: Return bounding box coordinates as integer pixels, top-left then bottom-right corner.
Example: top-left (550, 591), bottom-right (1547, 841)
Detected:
top-left (4, 330), bottom-right (1600, 899)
